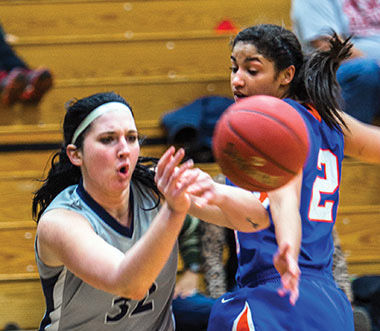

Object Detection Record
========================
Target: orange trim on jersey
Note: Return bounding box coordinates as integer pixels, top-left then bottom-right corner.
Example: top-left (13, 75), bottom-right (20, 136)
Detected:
top-left (235, 305), bottom-right (250, 331)
top-left (258, 192), bottom-right (268, 203)
top-left (305, 103), bottom-right (322, 122)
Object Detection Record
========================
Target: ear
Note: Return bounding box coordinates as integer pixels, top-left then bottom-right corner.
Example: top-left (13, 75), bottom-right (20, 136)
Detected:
top-left (280, 65), bottom-right (296, 86)
top-left (66, 144), bottom-right (83, 167)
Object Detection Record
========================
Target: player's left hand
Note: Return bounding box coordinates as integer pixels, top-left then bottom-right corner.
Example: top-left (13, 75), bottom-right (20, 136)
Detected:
top-left (155, 146), bottom-right (196, 214)
top-left (273, 243), bottom-right (301, 306)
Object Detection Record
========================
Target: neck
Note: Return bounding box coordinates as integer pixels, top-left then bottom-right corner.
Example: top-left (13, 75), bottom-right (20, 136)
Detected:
top-left (82, 180), bottom-right (132, 226)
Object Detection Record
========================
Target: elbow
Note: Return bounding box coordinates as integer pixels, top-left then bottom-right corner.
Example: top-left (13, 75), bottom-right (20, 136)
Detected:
top-left (114, 283), bottom-right (151, 301)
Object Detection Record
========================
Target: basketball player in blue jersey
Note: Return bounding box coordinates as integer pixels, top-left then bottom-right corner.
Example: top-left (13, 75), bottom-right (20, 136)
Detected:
top-left (32, 92), bottom-right (204, 331)
top-left (156, 24), bottom-right (380, 330)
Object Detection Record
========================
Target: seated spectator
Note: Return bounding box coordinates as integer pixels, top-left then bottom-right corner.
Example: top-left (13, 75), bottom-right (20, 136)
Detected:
top-left (0, 23), bottom-right (53, 106)
top-left (173, 214), bottom-right (216, 331)
top-left (291, 0), bottom-right (380, 124)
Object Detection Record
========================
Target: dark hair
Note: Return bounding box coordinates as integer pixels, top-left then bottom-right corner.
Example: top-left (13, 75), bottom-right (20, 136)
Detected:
top-left (32, 91), bottom-right (160, 222)
top-left (232, 24), bottom-right (352, 131)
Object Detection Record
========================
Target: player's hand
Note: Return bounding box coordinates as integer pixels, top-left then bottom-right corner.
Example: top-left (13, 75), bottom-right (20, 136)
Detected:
top-left (273, 243), bottom-right (301, 305)
top-left (173, 270), bottom-right (199, 299)
top-left (155, 147), bottom-right (198, 214)
top-left (185, 169), bottom-right (221, 207)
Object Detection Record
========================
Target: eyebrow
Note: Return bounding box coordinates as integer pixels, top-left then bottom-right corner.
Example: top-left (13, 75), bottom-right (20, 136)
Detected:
top-left (230, 55), bottom-right (262, 64)
top-left (100, 129), bottom-right (138, 135)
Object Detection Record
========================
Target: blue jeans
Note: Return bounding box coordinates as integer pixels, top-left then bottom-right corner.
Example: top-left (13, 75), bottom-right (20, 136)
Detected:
top-left (172, 293), bottom-right (216, 331)
top-left (337, 58), bottom-right (380, 124)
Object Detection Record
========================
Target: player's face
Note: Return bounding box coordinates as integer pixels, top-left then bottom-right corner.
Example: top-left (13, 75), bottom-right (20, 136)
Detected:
top-left (79, 109), bottom-right (140, 194)
top-left (230, 42), bottom-right (289, 102)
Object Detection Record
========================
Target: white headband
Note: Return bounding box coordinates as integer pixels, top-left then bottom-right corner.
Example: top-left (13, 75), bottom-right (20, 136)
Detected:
top-left (71, 102), bottom-right (132, 145)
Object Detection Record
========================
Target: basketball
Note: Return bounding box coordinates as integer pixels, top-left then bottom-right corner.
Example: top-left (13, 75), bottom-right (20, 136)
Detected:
top-left (212, 95), bottom-right (309, 192)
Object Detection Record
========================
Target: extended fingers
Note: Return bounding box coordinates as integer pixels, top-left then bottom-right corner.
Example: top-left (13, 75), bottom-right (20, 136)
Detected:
top-left (155, 147), bottom-right (185, 192)
top-left (169, 159), bottom-right (196, 195)
top-left (155, 146), bottom-right (175, 180)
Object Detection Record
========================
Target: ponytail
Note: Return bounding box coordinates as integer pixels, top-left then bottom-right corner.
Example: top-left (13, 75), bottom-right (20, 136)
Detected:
top-left (300, 34), bottom-right (352, 131)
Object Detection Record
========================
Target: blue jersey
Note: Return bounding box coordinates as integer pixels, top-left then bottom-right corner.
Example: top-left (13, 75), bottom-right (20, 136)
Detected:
top-left (208, 100), bottom-right (353, 331)
top-left (232, 99), bottom-right (344, 288)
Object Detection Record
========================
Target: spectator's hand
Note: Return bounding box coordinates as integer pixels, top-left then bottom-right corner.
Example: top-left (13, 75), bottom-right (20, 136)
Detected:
top-left (273, 243), bottom-right (301, 306)
top-left (173, 270), bottom-right (200, 299)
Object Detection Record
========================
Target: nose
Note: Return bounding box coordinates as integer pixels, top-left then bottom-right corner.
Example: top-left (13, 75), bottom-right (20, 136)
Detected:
top-left (117, 137), bottom-right (130, 158)
top-left (231, 70), bottom-right (245, 88)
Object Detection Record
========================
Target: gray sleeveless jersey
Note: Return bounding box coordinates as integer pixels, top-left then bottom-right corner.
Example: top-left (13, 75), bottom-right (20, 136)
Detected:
top-left (35, 181), bottom-right (177, 331)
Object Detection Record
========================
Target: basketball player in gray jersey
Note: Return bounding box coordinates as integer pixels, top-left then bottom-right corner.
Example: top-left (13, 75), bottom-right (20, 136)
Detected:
top-left (33, 92), bottom-right (199, 331)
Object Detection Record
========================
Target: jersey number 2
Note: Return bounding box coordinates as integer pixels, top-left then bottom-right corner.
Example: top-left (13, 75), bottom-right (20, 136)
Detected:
top-left (308, 149), bottom-right (339, 222)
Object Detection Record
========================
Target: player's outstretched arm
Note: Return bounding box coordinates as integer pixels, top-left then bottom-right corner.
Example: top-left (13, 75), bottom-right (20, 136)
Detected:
top-left (342, 112), bottom-right (380, 163)
top-left (268, 171), bottom-right (302, 305)
top-left (185, 167), bottom-right (270, 232)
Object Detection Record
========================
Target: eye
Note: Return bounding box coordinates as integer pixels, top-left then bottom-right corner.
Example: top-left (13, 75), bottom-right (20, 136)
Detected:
top-left (100, 136), bottom-right (115, 144)
top-left (229, 66), bottom-right (238, 73)
top-left (247, 69), bottom-right (258, 75)
top-left (126, 134), bottom-right (138, 143)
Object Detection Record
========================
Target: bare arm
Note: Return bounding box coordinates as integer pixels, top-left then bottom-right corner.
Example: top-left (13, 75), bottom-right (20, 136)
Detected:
top-left (342, 112), bottom-right (380, 163)
top-left (269, 172), bottom-right (302, 264)
top-left (37, 147), bottom-right (196, 300)
top-left (268, 171), bottom-right (303, 305)
top-left (188, 178), bottom-right (270, 233)
top-left (188, 167), bottom-right (302, 304)
top-left (37, 203), bottom-right (186, 300)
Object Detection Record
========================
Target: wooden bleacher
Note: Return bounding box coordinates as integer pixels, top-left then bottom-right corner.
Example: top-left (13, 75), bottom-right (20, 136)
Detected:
top-left (0, 0), bottom-right (292, 145)
top-left (0, 0), bottom-right (379, 329)
top-left (0, 150), bottom-right (379, 329)
top-left (0, 1), bottom-right (291, 328)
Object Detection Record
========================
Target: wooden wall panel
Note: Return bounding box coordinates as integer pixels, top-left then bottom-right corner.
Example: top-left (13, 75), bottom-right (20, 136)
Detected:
top-left (0, 0), bottom-right (291, 38)
top-left (0, 279), bottom-right (44, 330)
top-left (339, 159), bottom-right (380, 207)
top-left (0, 226), bottom-right (37, 276)
top-left (12, 36), bottom-right (232, 80)
top-left (0, 77), bottom-right (232, 143)
top-left (336, 209), bottom-right (380, 276)
top-left (336, 159), bottom-right (380, 276)
top-left (0, 176), bottom-right (41, 223)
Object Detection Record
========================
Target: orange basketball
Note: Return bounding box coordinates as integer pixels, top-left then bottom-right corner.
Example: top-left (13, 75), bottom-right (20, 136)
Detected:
top-left (212, 95), bottom-right (309, 192)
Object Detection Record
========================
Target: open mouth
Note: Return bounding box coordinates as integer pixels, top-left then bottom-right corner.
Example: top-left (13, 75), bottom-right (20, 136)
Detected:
top-left (118, 165), bottom-right (128, 175)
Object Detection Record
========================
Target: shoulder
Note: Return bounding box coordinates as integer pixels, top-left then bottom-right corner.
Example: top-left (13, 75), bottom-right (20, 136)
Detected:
top-left (43, 184), bottom-right (79, 214)
top-left (37, 209), bottom-right (94, 267)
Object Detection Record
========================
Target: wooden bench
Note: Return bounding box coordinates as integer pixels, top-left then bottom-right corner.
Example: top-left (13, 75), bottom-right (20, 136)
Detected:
top-left (0, 147), bottom-right (379, 329)
top-left (0, 148), bottom-right (220, 329)
top-left (0, 0), bottom-right (291, 146)
top-left (335, 158), bottom-right (380, 276)
top-left (0, 0), bottom-right (291, 38)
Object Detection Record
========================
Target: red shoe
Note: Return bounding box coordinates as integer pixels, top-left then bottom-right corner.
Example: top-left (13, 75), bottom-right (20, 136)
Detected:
top-left (0, 68), bottom-right (28, 106)
top-left (21, 68), bottom-right (53, 104)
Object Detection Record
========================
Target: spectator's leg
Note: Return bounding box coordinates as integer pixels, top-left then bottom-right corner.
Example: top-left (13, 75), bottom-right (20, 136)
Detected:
top-left (201, 222), bottom-right (226, 299)
top-left (0, 25), bottom-right (28, 72)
